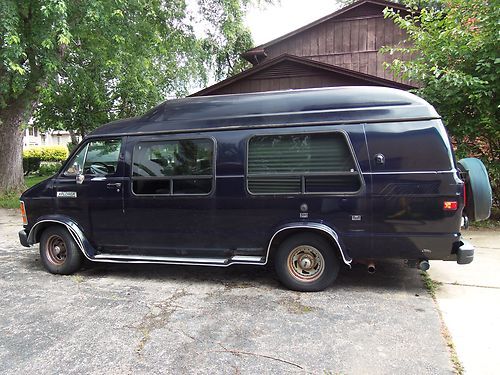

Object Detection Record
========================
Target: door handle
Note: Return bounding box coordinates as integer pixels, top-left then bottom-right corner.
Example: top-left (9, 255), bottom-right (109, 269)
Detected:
top-left (106, 183), bottom-right (122, 189)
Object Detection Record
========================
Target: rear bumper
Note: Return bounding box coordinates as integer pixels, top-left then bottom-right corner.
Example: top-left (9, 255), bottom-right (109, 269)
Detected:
top-left (456, 239), bottom-right (474, 264)
top-left (19, 229), bottom-right (30, 247)
top-left (445, 239), bottom-right (474, 264)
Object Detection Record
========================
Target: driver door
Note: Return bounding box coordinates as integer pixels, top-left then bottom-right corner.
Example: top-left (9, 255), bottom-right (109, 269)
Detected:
top-left (55, 138), bottom-right (127, 252)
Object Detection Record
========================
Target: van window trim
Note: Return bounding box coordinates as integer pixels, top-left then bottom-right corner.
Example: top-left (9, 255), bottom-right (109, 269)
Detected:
top-left (59, 137), bottom-right (124, 178)
top-left (129, 136), bottom-right (217, 197)
top-left (245, 129), bottom-right (365, 196)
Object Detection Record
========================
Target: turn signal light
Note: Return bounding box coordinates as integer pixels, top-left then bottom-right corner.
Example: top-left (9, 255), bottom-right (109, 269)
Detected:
top-left (20, 201), bottom-right (27, 225)
top-left (443, 201), bottom-right (458, 211)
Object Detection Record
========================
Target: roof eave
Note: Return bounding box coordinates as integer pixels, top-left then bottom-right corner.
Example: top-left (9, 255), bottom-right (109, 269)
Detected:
top-left (190, 54), bottom-right (416, 97)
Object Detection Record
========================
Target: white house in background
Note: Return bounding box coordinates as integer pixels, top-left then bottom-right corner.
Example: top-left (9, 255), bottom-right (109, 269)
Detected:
top-left (22, 127), bottom-right (76, 149)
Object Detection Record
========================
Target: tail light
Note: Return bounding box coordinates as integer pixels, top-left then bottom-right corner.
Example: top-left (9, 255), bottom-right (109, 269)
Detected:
top-left (20, 201), bottom-right (28, 225)
top-left (443, 201), bottom-right (458, 211)
top-left (463, 183), bottom-right (467, 207)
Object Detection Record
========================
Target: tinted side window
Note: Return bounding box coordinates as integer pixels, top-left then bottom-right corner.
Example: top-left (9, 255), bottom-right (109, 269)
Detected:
top-left (132, 139), bottom-right (214, 195)
top-left (247, 132), bottom-right (361, 194)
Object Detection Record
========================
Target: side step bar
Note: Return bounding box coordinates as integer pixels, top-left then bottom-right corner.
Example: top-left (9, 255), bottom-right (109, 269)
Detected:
top-left (92, 253), bottom-right (265, 267)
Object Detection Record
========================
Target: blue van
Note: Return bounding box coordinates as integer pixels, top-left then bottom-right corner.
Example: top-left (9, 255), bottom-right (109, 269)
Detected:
top-left (19, 87), bottom-right (492, 291)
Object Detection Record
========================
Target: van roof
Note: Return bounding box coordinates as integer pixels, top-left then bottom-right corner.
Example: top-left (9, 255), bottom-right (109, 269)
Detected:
top-left (88, 86), bottom-right (440, 138)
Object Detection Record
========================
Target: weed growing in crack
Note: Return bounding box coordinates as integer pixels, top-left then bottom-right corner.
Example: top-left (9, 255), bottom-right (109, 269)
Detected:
top-left (421, 271), bottom-right (442, 298)
top-left (421, 271), bottom-right (464, 374)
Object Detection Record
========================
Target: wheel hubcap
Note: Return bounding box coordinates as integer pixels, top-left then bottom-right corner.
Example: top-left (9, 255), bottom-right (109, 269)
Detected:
top-left (46, 235), bottom-right (67, 265)
top-left (287, 245), bottom-right (325, 282)
top-left (299, 255), bottom-right (313, 270)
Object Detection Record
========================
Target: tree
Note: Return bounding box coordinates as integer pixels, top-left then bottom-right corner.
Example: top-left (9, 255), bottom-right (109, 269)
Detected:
top-left (383, 0), bottom-right (499, 206)
top-left (0, 0), bottom-right (262, 194)
top-left (33, 1), bottom-right (204, 145)
top-left (197, 0), bottom-right (257, 80)
top-left (336, 0), bottom-right (442, 8)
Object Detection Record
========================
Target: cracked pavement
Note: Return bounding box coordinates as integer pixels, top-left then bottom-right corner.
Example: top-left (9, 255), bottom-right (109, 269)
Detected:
top-left (0, 208), bottom-right (457, 374)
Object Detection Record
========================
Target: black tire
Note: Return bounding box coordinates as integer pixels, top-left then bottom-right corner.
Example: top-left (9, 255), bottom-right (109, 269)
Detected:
top-left (274, 233), bottom-right (340, 292)
top-left (458, 158), bottom-right (492, 221)
top-left (39, 225), bottom-right (83, 275)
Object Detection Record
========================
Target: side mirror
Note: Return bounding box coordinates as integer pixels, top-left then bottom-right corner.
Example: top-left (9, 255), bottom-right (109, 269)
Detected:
top-left (76, 173), bottom-right (85, 184)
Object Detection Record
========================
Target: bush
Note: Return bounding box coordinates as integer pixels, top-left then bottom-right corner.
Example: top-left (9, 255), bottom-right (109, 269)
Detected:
top-left (486, 161), bottom-right (500, 211)
top-left (38, 162), bottom-right (63, 176)
top-left (22, 157), bottom-right (41, 176)
top-left (67, 141), bottom-right (79, 153)
top-left (23, 146), bottom-right (69, 162)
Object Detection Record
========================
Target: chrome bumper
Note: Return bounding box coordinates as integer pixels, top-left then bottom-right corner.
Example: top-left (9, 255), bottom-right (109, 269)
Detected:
top-left (456, 239), bottom-right (474, 264)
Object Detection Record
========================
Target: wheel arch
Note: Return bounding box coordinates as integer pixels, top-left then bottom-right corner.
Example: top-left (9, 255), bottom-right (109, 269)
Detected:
top-left (27, 216), bottom-right (95, 260)
top-left (266, 223), bottom-right (352, 267)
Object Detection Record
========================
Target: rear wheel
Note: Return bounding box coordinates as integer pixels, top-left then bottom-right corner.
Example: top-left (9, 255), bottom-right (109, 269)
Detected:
top-left (274, 233), bottom-right (340, 292)
top-left (39, 226), bottom-right (83, 274)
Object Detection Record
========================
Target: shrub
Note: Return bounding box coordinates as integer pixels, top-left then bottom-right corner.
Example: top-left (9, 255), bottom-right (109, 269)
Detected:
top-left (38, 162), bottom-right (63, 176)
top-left (486, 161), bottom-right (499, 211)
top-left (67, 141), bottom-right (79, 153)
top-left (23, 146), bottom-right (69, 162)
top-left (22, 157), bottom-right (41, 176)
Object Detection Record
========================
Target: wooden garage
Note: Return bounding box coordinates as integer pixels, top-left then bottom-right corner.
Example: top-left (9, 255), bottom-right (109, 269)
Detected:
top-left (192, 0), bottom-right (415, 96)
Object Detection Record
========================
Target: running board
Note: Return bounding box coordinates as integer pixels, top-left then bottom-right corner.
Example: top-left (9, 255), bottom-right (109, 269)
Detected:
top-left (92, 253), bottom-right (265, 267)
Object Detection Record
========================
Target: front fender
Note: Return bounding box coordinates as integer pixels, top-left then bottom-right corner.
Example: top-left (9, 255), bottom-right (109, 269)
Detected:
top-left (27, 215), bottom-right (96, 259)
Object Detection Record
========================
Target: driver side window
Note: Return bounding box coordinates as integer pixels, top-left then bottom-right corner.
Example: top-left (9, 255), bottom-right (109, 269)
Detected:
top-left (63, 145), bottom-right (88, 176)
top-left (63, 139), bottom-right (121, 177)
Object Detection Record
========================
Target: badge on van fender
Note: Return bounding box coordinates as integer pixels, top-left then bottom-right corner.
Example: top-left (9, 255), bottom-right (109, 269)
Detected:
top-left (57, 191), bottom-right (77, 198)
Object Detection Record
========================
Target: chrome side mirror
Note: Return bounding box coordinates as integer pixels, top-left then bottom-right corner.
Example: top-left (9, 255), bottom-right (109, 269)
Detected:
top-left (76, 173), bottom-right (85, 184)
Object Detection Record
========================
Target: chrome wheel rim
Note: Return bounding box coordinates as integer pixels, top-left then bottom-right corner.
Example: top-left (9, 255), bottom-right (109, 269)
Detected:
top-left (287, 245), bottom-right (325, 282)
top-left (46, 235), bottom-right (67, 265)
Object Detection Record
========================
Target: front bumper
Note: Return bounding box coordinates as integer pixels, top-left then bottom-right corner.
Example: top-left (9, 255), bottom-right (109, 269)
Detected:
top-left (19, 229), bottom-right (29, 247)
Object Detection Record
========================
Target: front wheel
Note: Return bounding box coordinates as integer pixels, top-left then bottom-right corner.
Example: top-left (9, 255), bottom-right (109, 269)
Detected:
top-left (274, 234), bottom-right (340, 292)
top-left (39, 225), bottom-right (83, 275)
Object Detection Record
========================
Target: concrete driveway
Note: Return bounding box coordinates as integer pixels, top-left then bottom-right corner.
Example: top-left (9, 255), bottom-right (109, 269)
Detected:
top-left (0, 208), bottom-right (455, 374)
top-left (430, 229), bottom-right (500, 375)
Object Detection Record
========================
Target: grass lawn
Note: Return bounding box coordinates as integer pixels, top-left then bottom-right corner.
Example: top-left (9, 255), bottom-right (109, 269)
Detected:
top-left (0, 175), bottom-right (51, 209)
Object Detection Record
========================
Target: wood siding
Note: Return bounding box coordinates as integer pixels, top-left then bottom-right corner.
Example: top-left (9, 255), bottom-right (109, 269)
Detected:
top-left (263, 15), bottom-right (408, 83)
top-left (205, 60), bottom-right (388, 96)
top-left (193, 1), bottom-right (415, 96)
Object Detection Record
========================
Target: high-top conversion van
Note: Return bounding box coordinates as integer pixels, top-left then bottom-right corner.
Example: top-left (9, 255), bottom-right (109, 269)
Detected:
top-left (19, 87), bottom-right (492, 291)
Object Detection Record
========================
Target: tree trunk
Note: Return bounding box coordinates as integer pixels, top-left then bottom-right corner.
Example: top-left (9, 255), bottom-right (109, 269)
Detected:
top-left (0, 103), bottom-right (31, 194)
top-left (69, 129), bottom-right (78, 145)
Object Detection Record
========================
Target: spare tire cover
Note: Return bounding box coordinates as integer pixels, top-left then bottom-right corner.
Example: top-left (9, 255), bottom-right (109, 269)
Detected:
top-left (458, 158), bottom-right (492, 221)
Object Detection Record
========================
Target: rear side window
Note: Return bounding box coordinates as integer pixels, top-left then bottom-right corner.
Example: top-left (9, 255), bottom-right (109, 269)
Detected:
top-left (247, 132), bottom-right (361, 194)
top-left (132, 138), bottom-right (214, 195)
